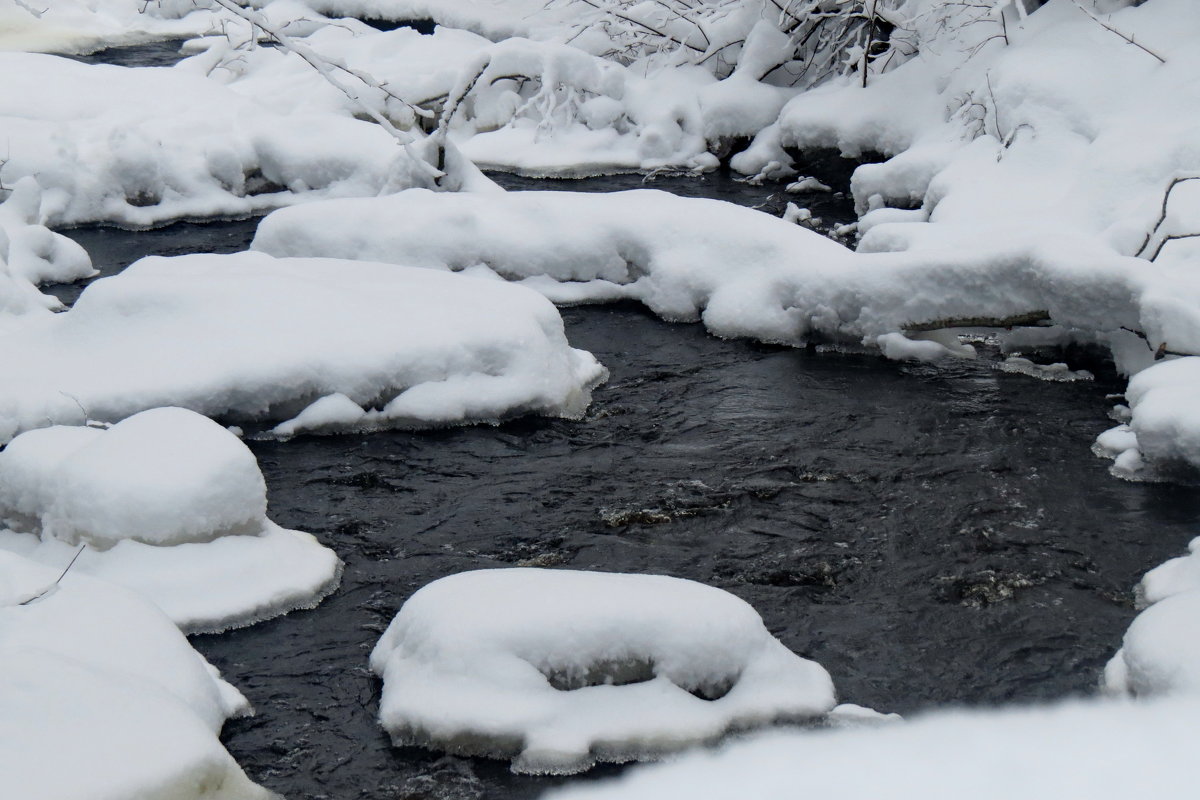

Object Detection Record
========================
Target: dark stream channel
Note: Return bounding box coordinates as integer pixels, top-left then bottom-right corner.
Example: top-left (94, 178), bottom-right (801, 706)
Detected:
top-left (58, 175), bottom-right (1200, 799)
top-left (49, 42), bottom-right (1200, 796)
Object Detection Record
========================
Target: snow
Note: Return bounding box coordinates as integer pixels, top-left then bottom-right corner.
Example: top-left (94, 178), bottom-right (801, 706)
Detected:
top-left (0, 251), bottom-right (605, 443)
top-left (1105, 534), bottom-right (1200, 699)
top-left (542, 695), bottom-right (1200, 800)
top-left (0, 177), bottom-right (94, 316)
top-left (0, 551), bottom-right (270, 800)
top-left (0, 49), bottom-right (446, 227)
top-left (0, 0), bottom-right (220, 54)
top-left (251, 187), bottom-right (1149, 363)
top-left (369, 568), bottom-right (836, 774)
top-left (0, 407), bottom-right (342, 632)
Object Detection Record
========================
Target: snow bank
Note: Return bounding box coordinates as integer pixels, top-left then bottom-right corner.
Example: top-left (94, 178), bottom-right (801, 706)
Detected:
top-left (542, 695), bottom-right (1200, 800)
top-left (253, 188), bottom-right (1150, 350)
top-left (182, 18), bottom-right (792, 176)
top-left (0, 551), bottom-right (270, 800)
top-left (369, 568), bottom-right (835, 774)
top-left (0, 251), bottom-right (604, 444)
top-left (0, 408), bottom-right (341, 632)
top-left (0, 51), bottom-right (441, 227)
top-left (0, 0), bottom-right (221, 54)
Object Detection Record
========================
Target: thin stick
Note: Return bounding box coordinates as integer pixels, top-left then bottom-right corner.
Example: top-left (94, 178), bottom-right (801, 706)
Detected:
top-left (1070, 0), bottom-right (1165, 64)
top-left (19, 545), bottom-right (87, 605)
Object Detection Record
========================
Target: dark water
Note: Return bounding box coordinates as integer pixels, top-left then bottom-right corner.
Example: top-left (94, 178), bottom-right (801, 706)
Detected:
top-left (68, 38), bottom-right (190, 68)
top-left (58, 201), bottom-right (1200, 798)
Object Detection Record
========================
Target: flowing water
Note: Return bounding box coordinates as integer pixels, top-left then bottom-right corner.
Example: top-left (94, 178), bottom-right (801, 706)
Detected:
top-left (56, 172), bottom-right (1200, 799)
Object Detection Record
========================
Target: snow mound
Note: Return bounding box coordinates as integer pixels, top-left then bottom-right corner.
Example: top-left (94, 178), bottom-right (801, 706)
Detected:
top-left (0, 407), bottom-right (341, 632)
top-left (1105, 535), bottom-right (1200, 699)
top-left (541, 696), bottom-right (1200, 800)
top-left (0, 51), bottom-right (442, 227)
top-left (0, 176), bottom-right (94, 316)
top-left (369, 568), bottom-right (836, 775)
top-left (0, 552), bottom-right (270, 800)
top-left (0, 251), bottom-right (605, 443)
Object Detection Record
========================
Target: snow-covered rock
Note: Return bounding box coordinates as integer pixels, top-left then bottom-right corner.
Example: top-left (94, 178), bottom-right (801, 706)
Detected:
top-left (1105, 535), bottom-right (1200, 699)
top-left (0, 551), bottom-right (270, 800)
top-left (541, 695), bottom-right (1200, 800)
top-left (0, 251), bottom-right (605, 444)
top-left (0, 407), bottom-right (341, 632)
top-left (369, 568), bottom-right (836, 775)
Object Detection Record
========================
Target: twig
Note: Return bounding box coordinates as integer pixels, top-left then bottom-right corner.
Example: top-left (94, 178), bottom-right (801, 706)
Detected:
top-left (1070, 0), bottom-right (1165, 64)
top-left (1135, 175), bottom-right (1200, 259)
top-left (18, 545), bottom-right (87, 606)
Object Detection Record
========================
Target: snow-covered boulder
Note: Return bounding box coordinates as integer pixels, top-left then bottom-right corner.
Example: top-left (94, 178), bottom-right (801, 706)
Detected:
top-left (0, 551), bottom-right (270, 800)
top-left (540, 695), bottom-right (1200, 800)
top-left (369, 568), bottom-right (836, 775)
top-left (0, 407), bottom-right (341, 632)
top-left (1105, 535), bottom-right (1200, 699)
top-left (0, 251), bottom-right (605, 444)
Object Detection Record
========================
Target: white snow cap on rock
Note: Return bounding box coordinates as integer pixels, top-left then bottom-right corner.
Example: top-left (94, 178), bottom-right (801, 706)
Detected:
top-left (0, 551), bottom-right (270, 800)
top-left (541, 695), bottom-right (1200, 800)
top-left (369, 568), bottom-right (836, 775)
top-left (0, 407), bottom-right (341, 632)
top-left (1105, 534), bottom-right (1200, 699)
top-left (0, 251), bottom-right (605, 443)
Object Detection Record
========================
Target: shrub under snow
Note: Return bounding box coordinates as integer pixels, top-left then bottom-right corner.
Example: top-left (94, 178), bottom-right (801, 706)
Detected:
top-left (369, 568), bottom-right (836, 775)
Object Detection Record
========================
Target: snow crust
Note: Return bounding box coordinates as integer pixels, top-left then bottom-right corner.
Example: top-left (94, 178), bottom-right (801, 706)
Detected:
top-left (542, 696), bottom-right (1200, 800)
top-left (369, 568), bottom-right (836, 774)
top-left (0, 551), bottom-right (270, 800)
top-left (0, 252), bottom-right (605, 442)
top-left (0, 408), bottom-right (341, 632)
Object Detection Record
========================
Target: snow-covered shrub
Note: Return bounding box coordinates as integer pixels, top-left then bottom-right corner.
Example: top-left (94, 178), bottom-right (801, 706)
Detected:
top-left (0, 407), bottom-right (341, 632)
top-left (0, 551), bottom-right (270, 800)
top-left (370, 568), bottom-right (836, 774)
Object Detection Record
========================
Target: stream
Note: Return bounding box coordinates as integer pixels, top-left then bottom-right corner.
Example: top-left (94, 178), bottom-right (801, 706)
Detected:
top-left (46, 33), bottom-right (1200, 800)
top-left (56, 174), bottom-right (1200, 800)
